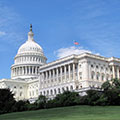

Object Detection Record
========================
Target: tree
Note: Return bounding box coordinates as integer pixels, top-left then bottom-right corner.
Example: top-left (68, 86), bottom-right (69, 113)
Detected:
top-left (111, 78), bottom-right (120, 89)
top-left (0, 89), bottom-right (16, 114)
top-left (99, 78), bottom-right (120, 105)
top-left (35, 95), bottom-right (47, 109)
top-left (52, 91), bottom-right (80, 107)
top-left (86, 90), bottom-right (102, 105)
top-left (101, 80), bottom-right (112, 91)
top-left (12, 100), bottom-right (29, 112)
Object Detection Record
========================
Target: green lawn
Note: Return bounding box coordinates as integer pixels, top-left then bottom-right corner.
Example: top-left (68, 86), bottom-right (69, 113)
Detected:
top-left (0, 106), bottom-right (120, 120)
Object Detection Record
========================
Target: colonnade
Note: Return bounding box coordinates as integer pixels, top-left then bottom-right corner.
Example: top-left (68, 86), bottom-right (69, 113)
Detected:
top-left (40, 63), bottom-right (78, 87)
top-left (40, 85), bottom-right (74, 97)
top-left (11, 66), bottom-right (39, 77)
top-left (15, 56), bottom-right (46, 64)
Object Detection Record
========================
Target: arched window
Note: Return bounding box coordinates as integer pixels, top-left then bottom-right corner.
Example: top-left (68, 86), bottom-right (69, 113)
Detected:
top-left (62, 87), bottom-right (65, 92)
top-left (47, 90), bottom-right (49, 95)
top-left (96, 72), bottom-right (100, 80)
top-left (51, 90), bottom-right (53, 95)
top-left (66, 86), bottom-right (69, 91)
top-left (91, 71), bottom-right (95, 79)
top-left (102, 73), bottom-right (104, 81)
top-left (20, 92), bottom-right (22, 96)
top-left (54, 89), bottom-right (56, 94)
top-left (58, 88), bottom-right (60, 94)
top-left (106, 74), bottom-right (109, 80)
top-left (70, 85), bottom-right (73, 90)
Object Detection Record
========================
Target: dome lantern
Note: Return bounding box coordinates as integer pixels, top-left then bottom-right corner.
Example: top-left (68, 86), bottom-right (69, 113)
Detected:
top-left (17, 24), bottom-right (44, 54)
top-left (28, 24), bottom-right (34, 41)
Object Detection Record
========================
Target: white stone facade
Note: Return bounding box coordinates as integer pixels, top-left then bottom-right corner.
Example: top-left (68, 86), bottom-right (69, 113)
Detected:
top-left (0, 25), bottom-right (120, 102)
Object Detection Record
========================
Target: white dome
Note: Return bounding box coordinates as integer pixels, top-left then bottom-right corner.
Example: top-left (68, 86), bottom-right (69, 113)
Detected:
top-left (18, 40), bottom-right (43, 54)
top-left (17, 25), bottom-right (43, 55)
top-left (11, 25), bottom-right (47, 79)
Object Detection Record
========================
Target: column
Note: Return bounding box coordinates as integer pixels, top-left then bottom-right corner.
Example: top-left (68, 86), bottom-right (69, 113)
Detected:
top-left (43, 72), bottom-right (46, 87)
top-left (32, 66), bottom-right (34, 75)
top-left (112, 65), bottom-right (115, 78)
top-left (15, 68), bottom-right (17, 76)
top-left (14, 69), bottom-right (15, 76)
top-left (41, 72), bottom-right (43, 87)
top-left (83, 61), bottom-right (89, 80)
top-left (11, 69), bottom-right (13, 77)
top-left (14, 68), bottom-right (15, 76)
top-left (12, 68), bottom-right (13, 77)
top-left (42, 73), bottom-right (44, 81)
top-left (49, 70), bottom-right (51, 86)
top-left (46, 71), bottom-right (48, 80)
top-left (13, 69), bottom-right (15, 76)
top-left (22, 67), bottom-right (24, 75)
top-left (64, 65), bottom-right (66, 83)
top-left (35, 66), bottom-right (37, 74)
top-left (29, 66), bottom-right (31, 74)
top-left (60, 67), bottom-right (62, 82)
top-left (17, 67), bottom-right (18, 75)
top-left (68, 64), bottom-right (71, 81)
top-left (19, 67), bottom-right (20, 75)
top-left (73, 63), bottom-right (75, 81)
top-left (37, 67), bottom-right (39, 74)
top-left (49, 70), bottom-right (51, 79)
top-left (56, 68), bottom-right (59, 83)
top-left (18, 67), bottom-right (19, 75)
top-left (14, 68), bottom-right (16, 76)
top-left (21, 67), bottom-right (22, 75)
top-left (16, 68), bottom-right (17, 76)
top-left (77, 63), bottom-right (80, 81)
top-left (20, 67), bottom-right (22, 75)
top-left (25, 66), bottom-right (27, 74)
top-left (53, 69), bottom-right (55, 82)
top-left (117, 66), bottom-right (120, 79)
top-left (39, 73), bottom-right (42, 89)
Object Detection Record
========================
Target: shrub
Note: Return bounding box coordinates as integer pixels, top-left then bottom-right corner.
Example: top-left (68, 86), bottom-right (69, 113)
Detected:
top-left (86, 90), bottom-right (102, 106)
top-left (12, 100), bottom-right (29, 112)
top-left (35, 95), bottom-right (47, 109)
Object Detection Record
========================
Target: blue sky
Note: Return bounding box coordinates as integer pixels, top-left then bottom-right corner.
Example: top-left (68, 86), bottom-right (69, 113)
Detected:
top-left (0, 0), bottom-right (120, 79)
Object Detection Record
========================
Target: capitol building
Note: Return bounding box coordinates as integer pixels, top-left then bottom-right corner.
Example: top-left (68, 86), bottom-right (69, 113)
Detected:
top-left (0, 25), bottom-right (120, 102)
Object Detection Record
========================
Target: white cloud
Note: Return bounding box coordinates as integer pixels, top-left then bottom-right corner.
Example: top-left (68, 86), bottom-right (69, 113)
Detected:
top-left (0, 2), bottom-right (25, 47)
top-left (55, 46), bottom-right (92, 59)
top-left (0, 31), bottom-right (6, 36)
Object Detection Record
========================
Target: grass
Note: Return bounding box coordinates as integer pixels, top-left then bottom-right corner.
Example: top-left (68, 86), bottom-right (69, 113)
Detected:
top-left (0, 105), bottom-right (120, 120)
